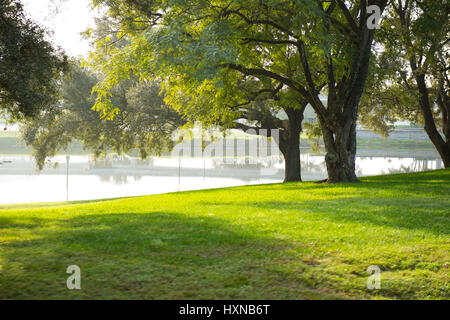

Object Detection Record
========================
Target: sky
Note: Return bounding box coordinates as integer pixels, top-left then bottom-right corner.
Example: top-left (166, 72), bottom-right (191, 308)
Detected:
top-left (21, 0), bottom-right (98, 57)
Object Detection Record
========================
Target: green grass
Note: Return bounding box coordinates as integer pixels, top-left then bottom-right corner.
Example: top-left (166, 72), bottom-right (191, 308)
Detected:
top-left (0, 170), bottom-right (449, 299)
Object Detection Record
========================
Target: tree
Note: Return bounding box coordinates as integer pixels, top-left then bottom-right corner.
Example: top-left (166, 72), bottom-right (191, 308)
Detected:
top-left (290, 0), bottom-right (388, 182)
top-left (88, 0), bottom-right (388, 183)
top-left (360, 0), bottom-right (450, 167)
top-left (22, 61), bottom-right (186, 170)
top-left (87, 3), bottom-right (311, 182)
top-left (0, 0), bottom-right (67, 119)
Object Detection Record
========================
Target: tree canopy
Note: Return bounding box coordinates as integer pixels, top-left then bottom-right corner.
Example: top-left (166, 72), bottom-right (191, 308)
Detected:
top-left (22, 61), bottom-right (185, 170)
top-left (0, 0), bottom-right (68, 120)
top-left (360, 0), bottom-right (450, 167)
top-left (88, 0), bottom-right (388, 182)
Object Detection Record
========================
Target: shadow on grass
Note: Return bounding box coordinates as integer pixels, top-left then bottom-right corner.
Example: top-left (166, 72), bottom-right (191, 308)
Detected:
top-left (0, 211), bottom-right (338, 300)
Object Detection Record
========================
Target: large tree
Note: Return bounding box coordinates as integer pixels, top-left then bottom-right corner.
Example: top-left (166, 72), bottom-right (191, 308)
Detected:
top-left (89, 0), bottom-right (387, 182)
top-left (86, 15), bottom-right (309, 182)
top-left (0, 0), bottom-right (67, 119)
top-left (87, 3), bottom-right (310, 182)
top-left (360, 0), bottom-right (450, 167)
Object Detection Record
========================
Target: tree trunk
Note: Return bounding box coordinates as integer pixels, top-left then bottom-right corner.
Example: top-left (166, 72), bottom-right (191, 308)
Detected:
top-left (441, 149), bottom-right (450, 168)
top-left (437, 82), bottom-right (450, 167)
top-left (414, 73), bottom-right (450, 168)
top-left (304, 6), bottom-right (382, 183)
top-left (320, 116), bottom-right (359, 183)
top-left (281, 128), bottom-right (301, 182)
top-left (231, 104), bottom-right (306, 182)
top-left (279, 107), bottom-right (304, 182)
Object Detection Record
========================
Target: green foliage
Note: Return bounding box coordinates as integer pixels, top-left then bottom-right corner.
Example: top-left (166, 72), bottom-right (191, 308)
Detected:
top-left (0, 0), bottom-right (68, 119)
top-left (21, 61), bottom-right (185, 170)
top-left (86, 0), bottom-right (323, 124)
top-left (85, 0), bottom-right (395, 182)
top-left (303, 120), bottom-right (323, 153)
top-left (360, 0), bottom-right (449, 136)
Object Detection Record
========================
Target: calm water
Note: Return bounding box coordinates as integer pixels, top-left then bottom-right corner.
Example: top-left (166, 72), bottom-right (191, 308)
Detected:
top-left (0, 154), bottom-right (444, 204)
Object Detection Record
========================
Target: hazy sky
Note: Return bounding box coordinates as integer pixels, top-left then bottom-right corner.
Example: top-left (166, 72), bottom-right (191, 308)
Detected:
top-left (21, 0), bottom-right (98, 57)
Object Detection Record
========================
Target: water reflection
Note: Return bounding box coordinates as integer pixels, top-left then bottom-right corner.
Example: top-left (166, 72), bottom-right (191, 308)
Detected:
top-left (0, 154), bottom-right (444, 204)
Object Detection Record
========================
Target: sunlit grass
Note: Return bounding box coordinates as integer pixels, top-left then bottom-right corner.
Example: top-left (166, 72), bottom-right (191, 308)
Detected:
top-left (0, 169), bottom-right (449, 299)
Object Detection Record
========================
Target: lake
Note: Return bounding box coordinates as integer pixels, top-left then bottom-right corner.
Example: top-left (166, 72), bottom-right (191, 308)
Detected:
top-left (0, 153), bottom-right (444, 204)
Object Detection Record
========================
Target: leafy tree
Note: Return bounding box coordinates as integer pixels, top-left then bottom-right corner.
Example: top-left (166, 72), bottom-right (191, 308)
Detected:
top-left (0, 0), bottom-right (67, 119)
top-left (286, 0), bottom-right (388, 182)
top-left (86, 4), bottom-right (310, 181)
top-left (360, 0), bottom-right (450, 167)
top-left (22, 61), bottom-right (185, 170)
top-left (88, 0), bottom-right (388, 183)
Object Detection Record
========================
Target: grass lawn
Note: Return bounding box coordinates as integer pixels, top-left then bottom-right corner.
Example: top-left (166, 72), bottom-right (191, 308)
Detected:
top-left (0, 169), bottom-right (449, 299)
